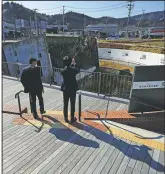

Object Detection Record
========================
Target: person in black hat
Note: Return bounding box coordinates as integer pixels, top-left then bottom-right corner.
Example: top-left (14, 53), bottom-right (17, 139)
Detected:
top-left (20, 58), bottom-right (45, 119)
top-left (61, 56), bottom-right (80, 123)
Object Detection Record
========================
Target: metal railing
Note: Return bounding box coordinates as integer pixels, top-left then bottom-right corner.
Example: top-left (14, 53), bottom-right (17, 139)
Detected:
top-left (15, 90), bottom-right (25, 117)
top-left (3, 62), bottom-right (133, 99)
top-left (3, 62), bottom-right (164, 122)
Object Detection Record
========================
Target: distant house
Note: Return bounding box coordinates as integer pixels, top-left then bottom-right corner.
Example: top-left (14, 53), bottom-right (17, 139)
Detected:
top-left (3, 21), bottom-right (21, 40)
top-left (85, 23), bottom-right (119, 36)
top-left (46, 24), bottom-right (68, 34)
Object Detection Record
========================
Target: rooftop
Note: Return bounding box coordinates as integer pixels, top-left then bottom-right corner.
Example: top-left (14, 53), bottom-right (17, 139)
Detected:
top-left (3, 76), bottom-right (165, 174)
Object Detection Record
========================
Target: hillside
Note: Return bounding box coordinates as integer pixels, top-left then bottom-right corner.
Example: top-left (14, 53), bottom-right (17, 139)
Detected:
top-left (2, 2), bottom-right (165, 29)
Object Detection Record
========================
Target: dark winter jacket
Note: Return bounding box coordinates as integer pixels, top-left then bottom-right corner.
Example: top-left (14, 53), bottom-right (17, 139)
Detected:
top-left (21, 65), bottom-right (43, 93)
top-left (61, 64), bottom-right (80, 92)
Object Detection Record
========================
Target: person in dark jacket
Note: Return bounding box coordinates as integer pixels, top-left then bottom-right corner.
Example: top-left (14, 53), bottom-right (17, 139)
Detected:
top-left (21, 58), bottom-right (45, 119)
top-left (61, 56), bottom-right (80, 123)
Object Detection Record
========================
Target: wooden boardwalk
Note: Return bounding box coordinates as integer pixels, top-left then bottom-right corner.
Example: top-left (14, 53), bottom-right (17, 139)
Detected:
top-left (2, 77), bottom-right (165, 174)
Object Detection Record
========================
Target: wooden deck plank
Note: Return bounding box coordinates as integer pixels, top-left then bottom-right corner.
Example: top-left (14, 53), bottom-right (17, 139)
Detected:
top-left (148, 149), bottom-right (161, 174)
top-left (3, 125), bottom-right (38, 149)
top-left (92, 139), bottom-right (116, 174)
top-left (124, 167), bottom-right (133, 174)
top-left (115, 141), bottom-right (136, 174)
top-left (3, 125), bottom-right (30, 141)
top-left (156, 151), bottom-right (165, 174)
top-left (3, 128), bottom-right (48, 160)
top-left (77, 141), bottom-right (106, 174)
top-left (3, 116), bottom-right (21, 132)
top-left (132, 145), bottom-right (148, 174)
top-left (7, 132), bottom-right (66, 174)
top-left (3, 126), bottom-right (34, 150)
top-left (61, 138), bottom-right (99, 174)
top-left (127, 145), bottom-right (140, 169)
top-left (19, 134), bottom-right (68, 173)
top-left (3, 124), bottom-right (20, 135)
top-left (100, 138), bottom-right (123, 174)
top-left (85, 143), bottom-right (112, 174)
top-left (3, 129), bottom-right (50, 172)
top-left (76, 130), bottom-right (115, 174)
top-left (140, 147), bottom-right (154, 174)
top-left (108, 139), bottom-right (131, 174)
top-left (39, 133), bottom-right (89, 173)
top-left (37, 129), bottom-right (93, 174)
top-left (2, 114), bottom-right (17, 122)
top-left (30, 129), bottom-right (82, 174)
top-left (68, 130), bottom-right (110, 174)
top-left (48, 130), bottom-right (97, 174)
top-left (3, 124), bottom-right (17, 132)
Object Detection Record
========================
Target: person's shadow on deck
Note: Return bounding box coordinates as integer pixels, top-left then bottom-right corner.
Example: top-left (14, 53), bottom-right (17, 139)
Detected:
top-left (44, 115), bottom-right (164, 172)
top-left (71, 121), bottom-right (165, 173)
top-left (45, 115), bottom-right (99, 148)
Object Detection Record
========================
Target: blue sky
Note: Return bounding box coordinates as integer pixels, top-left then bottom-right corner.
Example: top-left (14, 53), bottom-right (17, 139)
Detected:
top-left (4, 1), bottom-right (165, 18)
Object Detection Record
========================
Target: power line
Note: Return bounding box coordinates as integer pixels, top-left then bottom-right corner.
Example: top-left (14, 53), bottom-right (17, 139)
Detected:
top-left (126, 0), bottom-right (134, 38)
top-left (63, 6), bottom-right (65, 33)
top-left (137, 10), bottom-right (145, 28)
top-left (46, 10), bottom-right (63, 15)
top-left (33, 8), bottom-right (39, 36)
top-left (65, 2), bottom-right (126, 9)
top-left (65, 5), bottom-right (126, 13)
top-left (37, 6), bottom-right (62, 11)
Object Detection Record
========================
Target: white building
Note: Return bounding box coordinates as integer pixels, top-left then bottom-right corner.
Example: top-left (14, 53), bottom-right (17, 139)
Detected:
top-left (46, 24), bottom-right (68, 30)
top-left (85, 23), bottom-right (119, 35)
top-left (149, 26), bottom-right (165, 37)
top-left (3, 21), bottom-right (15, 33)
top-left (15, 19), bottom-right (48, 34)
top-left (3, 21), bottom-right (21, 36)
top-left (119, 25), bottom-right (139, 36)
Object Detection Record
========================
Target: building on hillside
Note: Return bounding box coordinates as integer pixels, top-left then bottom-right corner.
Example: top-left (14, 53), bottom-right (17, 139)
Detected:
top-left (46, 24), bottom-right (68, 34)
top-left (3, 21), bottom-right (21, 40)
top-left (16, 19), bottom-right (47, 35)
top-left (85, 23), bottom-right (119, 36)
top-left (3, 35), bottom-right (52, 82)
top-left (119, 25), bottom-right (140, 38)
top-left (148, 26), bottom-right (165, 38)
top-left (71, 29), bottom-right (84, 35)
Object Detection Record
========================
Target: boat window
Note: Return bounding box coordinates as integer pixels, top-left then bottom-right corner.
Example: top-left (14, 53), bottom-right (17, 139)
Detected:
top-left (125, 53), bottom-right (128, 56)
top-left (108, 51), bottom-right (111, 53)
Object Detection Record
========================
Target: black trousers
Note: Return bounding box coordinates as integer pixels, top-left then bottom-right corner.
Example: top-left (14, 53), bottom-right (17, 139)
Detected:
top-left (29, 91), bottom-right (44, 114)
top-left (63, 90), bottom-right (76, 120)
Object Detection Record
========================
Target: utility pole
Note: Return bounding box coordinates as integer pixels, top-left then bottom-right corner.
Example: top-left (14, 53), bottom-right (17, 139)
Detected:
top-left (3, 21), bottom-right (5, 41)
top-left (106, 16), bottom-right (108, 28)
top-left (14, 20), bottom-right (16, 40)
top-left (83, 13), bottom-right (86, 30)
top-left (30, 16), bottom-right (32, 37)
top-left (126, 0), bottom-right (134, 39)
top-left (13, 16), bottom-right (16, 40)
top-left (137, 10), bottom-right (145, 28)
top-left (137, 10), bottom-right (145, 39)
top-left (33, 8), bottom-right (39, 36)
top-left (62, 6), bottom-right (65, 33)
top-left (83, 14), bottom-right (85, 36)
